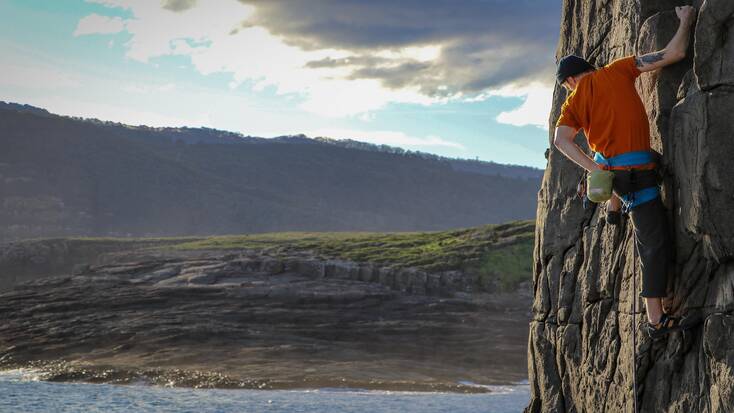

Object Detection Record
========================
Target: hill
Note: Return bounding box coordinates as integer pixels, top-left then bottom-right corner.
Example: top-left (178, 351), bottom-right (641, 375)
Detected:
top-left (0, 103), bottom-right (541, 242)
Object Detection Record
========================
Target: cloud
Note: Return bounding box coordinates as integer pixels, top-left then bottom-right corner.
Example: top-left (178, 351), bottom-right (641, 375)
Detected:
top-left (240, 1), bottom-right (556, 50)
top-left (73, 13), bottom-right (126, 36)
top-left (84, 0), bottom-right (130, 9)
top-left (241, 0), bottom-right (560, 96)
top-left (0, 40), bottom-right (82, 89)
top-left (75, 0), bottom-right (559, 118)
top-left (120, 82), bottom-right (177, 94)
top-left (161, 0), bottom-right (197, 12)
top-left (1, 61), bottom-right (82, 90)
top-left (489, 82), bottom-right (554, 130)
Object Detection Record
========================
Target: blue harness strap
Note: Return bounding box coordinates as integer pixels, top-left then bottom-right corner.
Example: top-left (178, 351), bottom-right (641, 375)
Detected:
top-left (594, 151), bottom-right (654, 168)
top-left (593, 151), bottom-right (659, 211)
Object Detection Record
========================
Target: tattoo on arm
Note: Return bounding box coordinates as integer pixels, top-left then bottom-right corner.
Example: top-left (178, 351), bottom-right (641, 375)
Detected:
top-left (635, 51), bottom-right (665, 68)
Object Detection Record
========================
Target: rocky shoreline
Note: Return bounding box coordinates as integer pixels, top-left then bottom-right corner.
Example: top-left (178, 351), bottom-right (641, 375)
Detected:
top-left (0, 246), bottom-right (531, 392)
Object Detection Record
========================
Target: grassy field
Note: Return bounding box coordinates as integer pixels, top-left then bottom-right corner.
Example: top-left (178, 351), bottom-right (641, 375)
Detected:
top-left (168, 220), bottom-right (535, 291)
top-left (8, 220), bottom-right (535, 292)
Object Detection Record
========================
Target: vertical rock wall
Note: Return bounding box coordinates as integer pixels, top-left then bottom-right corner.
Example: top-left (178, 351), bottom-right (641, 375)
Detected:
top-left (527, 0), bottom-right (734, 411)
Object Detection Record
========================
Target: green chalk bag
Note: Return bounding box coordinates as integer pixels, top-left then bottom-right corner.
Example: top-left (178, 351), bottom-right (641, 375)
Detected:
top-left (586, 169), bottom-right (615, 203)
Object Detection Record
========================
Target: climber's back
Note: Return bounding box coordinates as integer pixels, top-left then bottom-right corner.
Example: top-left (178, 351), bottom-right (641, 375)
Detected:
top-left (556, 56), bottom-right (650, 158)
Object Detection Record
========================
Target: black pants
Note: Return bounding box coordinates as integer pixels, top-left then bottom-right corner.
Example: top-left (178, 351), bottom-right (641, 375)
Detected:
top-left (628, 196), bottom-right (670, 298)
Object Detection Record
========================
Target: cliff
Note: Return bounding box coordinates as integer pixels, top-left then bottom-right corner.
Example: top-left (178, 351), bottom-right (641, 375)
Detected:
top-left (527, 1), bottom-right (734, 412)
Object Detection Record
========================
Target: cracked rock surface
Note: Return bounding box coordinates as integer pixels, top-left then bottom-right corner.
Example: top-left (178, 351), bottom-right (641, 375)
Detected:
top-left (526, 1), bottom-right (734, 412)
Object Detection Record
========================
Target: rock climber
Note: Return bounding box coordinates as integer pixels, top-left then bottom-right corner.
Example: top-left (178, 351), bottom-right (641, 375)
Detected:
top-left (552, 6), bottom-right (696, 339)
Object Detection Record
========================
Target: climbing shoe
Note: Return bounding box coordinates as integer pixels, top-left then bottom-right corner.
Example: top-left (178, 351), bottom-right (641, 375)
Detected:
top-left (606, 210), bottom-right (621, 226)
top-left (645, 313), bottom-right (683, 339)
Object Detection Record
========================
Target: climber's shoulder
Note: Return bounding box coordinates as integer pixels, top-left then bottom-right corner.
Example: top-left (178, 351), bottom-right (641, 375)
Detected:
top-left (600, 55), bottom-right (642, 80)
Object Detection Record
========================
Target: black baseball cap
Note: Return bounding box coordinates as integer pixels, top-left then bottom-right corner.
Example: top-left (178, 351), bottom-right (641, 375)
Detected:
top-left (556, 55), bottom-right (596, 84)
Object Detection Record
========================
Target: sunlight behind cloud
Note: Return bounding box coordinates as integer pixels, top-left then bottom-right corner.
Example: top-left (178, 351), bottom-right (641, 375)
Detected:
top-left (481, 83), bottom-right (554, 130)
top-left (374, 45), bottom-right (442, 62)
top-left (73, 0), bottom-right (556, 123)
top-left (74, 0), bottom-right (447, 117)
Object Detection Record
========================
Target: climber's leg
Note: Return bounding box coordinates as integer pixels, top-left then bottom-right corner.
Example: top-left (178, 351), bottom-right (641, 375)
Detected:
top-left (629, 195), bottom-right (678, 337)
top-left (608, 193), bottom-right (622, 212)
top-left (606, 194), bottom-right (622, 225)
top-left (628, 196), bottom-right (670, 299)
top-left (644, 297), bottom-right (664, 324)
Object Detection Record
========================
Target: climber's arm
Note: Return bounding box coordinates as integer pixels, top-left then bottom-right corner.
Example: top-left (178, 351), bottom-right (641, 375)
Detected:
top-left (635, 6), bottom-right (696, 73)
top-left (553, 126), bottom-right (602, 173)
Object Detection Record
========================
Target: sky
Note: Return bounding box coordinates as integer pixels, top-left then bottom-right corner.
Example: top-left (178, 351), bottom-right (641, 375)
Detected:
top-left (0, 0), bottom-right (560, 168)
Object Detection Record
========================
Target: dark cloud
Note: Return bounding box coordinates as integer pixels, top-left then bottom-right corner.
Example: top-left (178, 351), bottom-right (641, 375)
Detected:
top-left (347, 61), bottom-right (434, 90)
top-left (238, 0), bottom-right (560, 96)
top-left (304, 55), bottom-right (394, 69)
top-left (161, 0), bottom-right (197, 12)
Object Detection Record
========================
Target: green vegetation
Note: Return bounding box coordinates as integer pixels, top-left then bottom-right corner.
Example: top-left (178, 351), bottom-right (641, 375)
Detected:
top-left (475, 237), bottom-right (535, 290)
top-left (169, 220), bottom-right (535, 290)
top-left (63, 236), bottom-right (202, 243)
top-left (9, 221), bottom-right (535, 291)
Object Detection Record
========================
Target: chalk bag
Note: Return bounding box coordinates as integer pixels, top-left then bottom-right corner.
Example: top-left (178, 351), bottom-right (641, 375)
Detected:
top-left (586, 169), bottom-right (615, 203)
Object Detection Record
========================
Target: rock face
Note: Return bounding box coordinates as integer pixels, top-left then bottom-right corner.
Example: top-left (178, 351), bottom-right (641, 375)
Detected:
top-left (527, 1), bottom-right (734, 412)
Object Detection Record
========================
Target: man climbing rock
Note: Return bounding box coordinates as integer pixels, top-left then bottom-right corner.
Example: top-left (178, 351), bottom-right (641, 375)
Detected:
top-left (552, 6), bottom-right (696, 339)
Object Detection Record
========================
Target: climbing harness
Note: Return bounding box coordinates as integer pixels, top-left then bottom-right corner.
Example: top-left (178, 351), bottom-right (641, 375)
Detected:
top-left (593, 150), bottom-right (660, 213)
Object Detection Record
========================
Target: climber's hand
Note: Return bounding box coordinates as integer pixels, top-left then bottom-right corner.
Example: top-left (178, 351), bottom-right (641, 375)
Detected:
top-left (636, 6), bottom-right (695, 73)
top-left (675, 6), bottom-right (695, 26)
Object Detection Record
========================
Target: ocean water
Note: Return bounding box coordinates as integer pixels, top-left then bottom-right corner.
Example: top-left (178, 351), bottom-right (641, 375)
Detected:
top-left (0, 370), bottom-right (529, 413)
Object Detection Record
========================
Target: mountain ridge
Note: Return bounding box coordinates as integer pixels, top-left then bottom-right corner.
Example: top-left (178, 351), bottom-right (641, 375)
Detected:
top-left (0, 102), bottom-right (541, 242)
top-left (0, 101), bottom-right (543, 179)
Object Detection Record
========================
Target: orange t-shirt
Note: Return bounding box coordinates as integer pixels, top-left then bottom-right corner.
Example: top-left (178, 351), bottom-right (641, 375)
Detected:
top-left (555, 55), bottom-right (650, 158)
